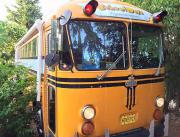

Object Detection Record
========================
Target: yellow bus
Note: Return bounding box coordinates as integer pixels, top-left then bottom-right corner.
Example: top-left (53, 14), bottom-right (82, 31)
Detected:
top-left (15, 0), bottom-right (170, 137)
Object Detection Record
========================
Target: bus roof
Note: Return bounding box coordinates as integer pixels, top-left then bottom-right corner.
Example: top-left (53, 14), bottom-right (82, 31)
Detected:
top-left (54, 0), bottom-right (153, 23)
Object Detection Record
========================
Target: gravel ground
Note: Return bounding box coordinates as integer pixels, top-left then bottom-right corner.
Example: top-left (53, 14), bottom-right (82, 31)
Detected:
top-left (168, 113), bottom-right (180, 137)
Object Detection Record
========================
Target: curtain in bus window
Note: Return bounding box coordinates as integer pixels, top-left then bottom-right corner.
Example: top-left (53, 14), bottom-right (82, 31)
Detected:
top-left (68, 21), bottom-right (128, 71)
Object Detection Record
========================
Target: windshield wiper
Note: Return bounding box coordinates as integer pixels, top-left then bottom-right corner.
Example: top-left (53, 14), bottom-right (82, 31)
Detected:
top-left (97, 51), bottom-right (126, 80)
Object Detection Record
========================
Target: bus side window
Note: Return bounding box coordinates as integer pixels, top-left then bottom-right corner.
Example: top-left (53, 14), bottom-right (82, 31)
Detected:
top-left (48, 33), bottom-right (52, 54)
top-left (47, 33), bottom-right (56, 71)
top-left (59, 27), bottom-right (72, 71)
top-left (48, 32), bottom-right (57, 54)
top-left (32, 38), bottom-right (37, 58)
top-left (48, 86), bottom-right (56, 134)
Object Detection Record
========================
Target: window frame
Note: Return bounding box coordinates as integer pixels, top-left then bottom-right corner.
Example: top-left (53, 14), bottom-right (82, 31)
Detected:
top-left (46, 31), bottom-right (56, 71)
top-left (19, 36), bottom-right (38, 59)
top-left (58, 26), bottom-right (73, 71)
top-left (48, 85), bottom-right (56, 134)
top-left (47, 33), bottom-right (52, 54)
top-left (128, 23), bottom-right (164, 69)
top-left (67, 19), bottom-right (129, 71)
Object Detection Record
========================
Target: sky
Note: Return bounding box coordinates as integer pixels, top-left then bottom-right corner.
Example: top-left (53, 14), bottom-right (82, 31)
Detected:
top-left (0, 0), bottom-right (69, 21)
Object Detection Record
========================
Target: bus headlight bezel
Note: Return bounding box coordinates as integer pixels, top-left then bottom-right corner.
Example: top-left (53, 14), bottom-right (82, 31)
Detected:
top-left (82, 105), bottom-right (96, 120)
top-left (155, 97), bottom-right (165, 108)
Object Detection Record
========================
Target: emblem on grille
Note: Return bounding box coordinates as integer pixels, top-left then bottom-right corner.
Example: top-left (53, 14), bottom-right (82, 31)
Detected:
top-left (125, 75), bottom-right (137, 110)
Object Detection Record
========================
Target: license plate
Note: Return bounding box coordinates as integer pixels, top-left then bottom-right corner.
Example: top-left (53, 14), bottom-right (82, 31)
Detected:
top-left (120, 113), bottom-right (137, 125)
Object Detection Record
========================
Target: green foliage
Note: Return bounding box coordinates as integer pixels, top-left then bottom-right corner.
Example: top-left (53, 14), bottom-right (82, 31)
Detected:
top-left (0, 22), bottom-right (7, 45)
top-left (0, 64), bottom-right (37, 137)
top-left (7, 0), bottom-right (42, 29)
top-left (0, 1), bottom-right (42, 136)
top-left (0, 22), bottom-right (27, 63)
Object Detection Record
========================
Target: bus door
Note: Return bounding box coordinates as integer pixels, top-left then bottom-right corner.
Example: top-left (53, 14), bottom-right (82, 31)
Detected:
top-left (45, 19), bottom-right (71, 137)
top-left (46, 28), bottom-right (58, 137)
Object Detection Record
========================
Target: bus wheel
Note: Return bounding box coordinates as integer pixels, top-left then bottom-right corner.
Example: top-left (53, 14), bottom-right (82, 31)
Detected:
top-left (154, 121), bottom-right (164, 137)
top-left (36, 109), bottom-right (45, 137)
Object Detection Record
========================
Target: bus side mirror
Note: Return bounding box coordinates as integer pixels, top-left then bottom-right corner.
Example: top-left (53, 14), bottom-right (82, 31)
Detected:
top-left (59, 10), bottom-right (72, 26)
top-left (45, 53), bottom-right (60, 67)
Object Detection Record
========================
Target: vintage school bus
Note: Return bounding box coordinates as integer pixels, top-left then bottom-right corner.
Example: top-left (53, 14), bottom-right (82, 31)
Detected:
top-left (15, 0), bottom-right (170, 137)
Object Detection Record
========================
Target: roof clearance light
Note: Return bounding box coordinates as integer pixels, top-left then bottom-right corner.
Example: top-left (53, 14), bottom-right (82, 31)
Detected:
top-left (83, 0), bottom-right (98, 16)
top-left (153, 10), bottom-right (168, 23)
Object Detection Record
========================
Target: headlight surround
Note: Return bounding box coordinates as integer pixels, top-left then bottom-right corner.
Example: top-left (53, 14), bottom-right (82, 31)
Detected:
top-left (155, 97), bottom-right (165, 108)
top-left (82, 105), bottom-right (96, 120)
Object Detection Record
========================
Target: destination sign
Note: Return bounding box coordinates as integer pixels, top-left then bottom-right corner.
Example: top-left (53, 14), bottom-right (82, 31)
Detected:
top-left (80, 3), bottom-right (152, 21)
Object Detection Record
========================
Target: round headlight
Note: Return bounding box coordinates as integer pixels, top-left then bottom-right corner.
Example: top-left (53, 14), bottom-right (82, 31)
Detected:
top-left (82, 105), bottom-right (96, 120)
top-left (156, 97), bottom-right (165, 108)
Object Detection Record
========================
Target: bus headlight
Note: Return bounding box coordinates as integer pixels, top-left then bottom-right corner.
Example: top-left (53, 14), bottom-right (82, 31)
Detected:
top-left (155, 97), bottom-right (165, 108)
top-left (82, 105), bottom-right (96, 120)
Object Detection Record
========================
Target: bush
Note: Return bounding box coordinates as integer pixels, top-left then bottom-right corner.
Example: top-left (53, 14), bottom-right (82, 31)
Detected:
top-left (0, 64), bottom-right (37, 137)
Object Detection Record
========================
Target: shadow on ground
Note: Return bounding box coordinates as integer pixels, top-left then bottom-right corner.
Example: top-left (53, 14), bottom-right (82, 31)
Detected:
top-left (168, 113), bottom-right (180, 137)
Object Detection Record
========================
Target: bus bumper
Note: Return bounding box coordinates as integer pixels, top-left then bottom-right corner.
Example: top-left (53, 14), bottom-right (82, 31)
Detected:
top-left (107, 128), bottom-right (150, 137)
top-left (74, 128), bottom-right (149, 137)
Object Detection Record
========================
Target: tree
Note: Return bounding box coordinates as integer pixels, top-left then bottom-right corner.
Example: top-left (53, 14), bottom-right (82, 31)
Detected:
top-left (0, 21), bottom-right (6, 45)
top-left (0, 22), bottom-right (27, 64)
top-left (7, 0), bottom-right (42, 29)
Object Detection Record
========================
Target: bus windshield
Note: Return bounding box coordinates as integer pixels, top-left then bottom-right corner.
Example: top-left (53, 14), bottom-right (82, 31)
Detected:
top-left (68, 21), bottom-right (128, 71)
top-left (129, 24), bottom-right (164, 69)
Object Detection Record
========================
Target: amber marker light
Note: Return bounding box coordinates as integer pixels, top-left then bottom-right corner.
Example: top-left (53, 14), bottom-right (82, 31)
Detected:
top-left (81, 121), bottom-right (95, 135)
top-left (153, 109), bottom-right (162, 121)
